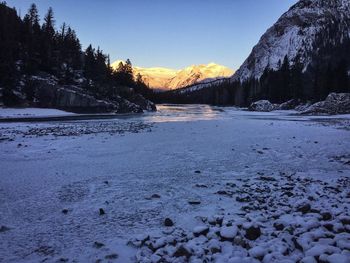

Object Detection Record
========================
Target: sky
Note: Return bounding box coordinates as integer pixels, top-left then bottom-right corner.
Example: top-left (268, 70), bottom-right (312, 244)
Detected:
top-left (6, 0), bottom-right (298, 70)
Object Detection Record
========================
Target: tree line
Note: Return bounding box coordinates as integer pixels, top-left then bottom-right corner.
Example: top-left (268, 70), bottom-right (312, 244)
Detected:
top-left (0, 2), bottom-right (153, 105)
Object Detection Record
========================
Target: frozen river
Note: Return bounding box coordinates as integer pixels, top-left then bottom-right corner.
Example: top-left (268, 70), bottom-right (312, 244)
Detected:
top-left (0, 105), bottom-right (349, 262)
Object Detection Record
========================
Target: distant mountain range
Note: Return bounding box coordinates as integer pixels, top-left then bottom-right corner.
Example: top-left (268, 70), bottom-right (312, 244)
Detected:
top-left (111, 61), bottom-right (234, 90)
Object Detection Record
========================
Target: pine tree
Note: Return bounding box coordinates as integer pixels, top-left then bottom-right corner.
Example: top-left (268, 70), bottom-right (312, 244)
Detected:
top-left (22, 3), bottom-right (41, 74)
top-left (84, 44), bottom-right (96, 80)
top-left (41, 7), bottom-right (56, 72)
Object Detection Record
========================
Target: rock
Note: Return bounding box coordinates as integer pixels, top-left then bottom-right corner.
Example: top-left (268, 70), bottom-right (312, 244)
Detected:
top-left (258, 176), bottom-right (276, 181)
top-left (301, 93), bottom-right (350, 115)
top-left (193, 226), bottom-right (209, 237)
top-left (105, 254), bottom-right (118, 259)
top-left (207, 239), bottom-right (222, 254)
top-left (236, 195), bottom-right (251, 203)
top-left (188, 200), bottom-right (201, 205)
top-left (93, 241), bottom-right (105, 249)
top-left (25, 75), bottom-right (147, 113)
top-left (62, 209), bottom-right (69, 214)
top-left (99, 208), bottom-right (105, 215)
top-left (249, 100), bottom-right (275, 112)
top-left (128, 94), bottom-right (156, 111)
top-left (321, 212), bottom-right (332, 221)
top-left (277, 99), bottom-right (301, 110)
top-left (249, 246), bottom-right (267, 259)
top-left (164, 218), bottom-right (174, 227)
top-left (305, 244), bottom-right (340, 257)
top-left (283, 191), bottom-right (294, 197)
top-left (340, 216), bottom-right (350, 225)
top-left (295, 102), bottom-right (312, 112)
top-left (220, 226), bottom-right (238, 241)
top-left (195, 184), bottom-right (208, 188)
top-left (297, 203), bottom-right (311, 214)
top-left (327, 254), bottom-right (350, 263)
top-left (216, 190), bottom-right (232, 196)
top-left (33, 78), bottom-right (117, 113)
top-left (173, 245), bottom-right (191, 258)
top-left (300, 256), bottom-right (318, 263)
top-left (0, 225), bottom-right (10, 233)
top-left (273, 222), bottom-right (285, 231)
top-left (208, 216), bottom-right (224, 226)
top-left (245, 225), bottom-right (261, 240)
top-left (149, 254), bottom-right (161, 262)
top-left (233, 236), bottom-right (249, 248)
top-left (324, 223), bottom-right (334, 232)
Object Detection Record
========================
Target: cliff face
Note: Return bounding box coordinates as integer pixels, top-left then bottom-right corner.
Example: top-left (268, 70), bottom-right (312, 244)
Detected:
top-left (5, 75), bottom-right (156, 114)
top-left (232, 0), bottom-right (350, 81)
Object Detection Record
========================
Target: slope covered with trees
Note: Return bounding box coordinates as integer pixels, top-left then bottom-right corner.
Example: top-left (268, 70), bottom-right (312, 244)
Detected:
top-left (0, 2), bottom-right (155, 112)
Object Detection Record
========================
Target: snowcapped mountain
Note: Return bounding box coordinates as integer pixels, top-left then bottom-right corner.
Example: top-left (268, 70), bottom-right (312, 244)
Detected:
top-left (166, 63), bottom-right (233, 90)
top-left (233, 0), bottom-right (350, 81)
top-left (111, 61), bottom-right (233, 90)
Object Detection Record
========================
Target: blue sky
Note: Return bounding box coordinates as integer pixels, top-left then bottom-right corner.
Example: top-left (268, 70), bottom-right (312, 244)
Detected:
top-left (6, 0), bottom-right (298, 70)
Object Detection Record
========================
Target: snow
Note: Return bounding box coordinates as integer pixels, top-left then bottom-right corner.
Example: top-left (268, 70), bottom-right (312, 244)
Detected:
top-left (0, 105), bottom-right (350, 262)
top-left (220, 226), bottom-right (238, 239)
top-left (111, 61), bottom-right (233, 90)
top-left (327, 254), bottom-right (350, 263)
top-left (0, 107), bottom-right (75, 118)
top-left (248, 246), bottom-right (267, 258)
top-left (232, 0), bottom-right (350, 81)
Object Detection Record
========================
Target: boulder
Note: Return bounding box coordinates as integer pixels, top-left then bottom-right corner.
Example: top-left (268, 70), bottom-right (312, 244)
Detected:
top-left (277, 99), bottom-right (300, 110)
top-left (301, 93), bottom-right (350, 115)
top-left (128, 94), bottom-right (156, 111)
top-left (295, 102), bottom-right (312, 112)
top-left (113, 95), bottom-right (143, 113)
top-left (249, 100), bottom-right (275, 112)
top-left (35, 83), bottom-right (117, 113)
top-left (31, 76), bottom-right (143, 114)
top-left (245, 225), bottom-right (261, 240)
top-left (4, 74), bottom-right (155, 114)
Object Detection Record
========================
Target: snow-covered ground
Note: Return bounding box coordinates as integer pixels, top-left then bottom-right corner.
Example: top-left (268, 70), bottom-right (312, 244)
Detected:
top-left (0, 105), bottom-right (349, 263)
top-left (0, 107), bottom-right (75, 118)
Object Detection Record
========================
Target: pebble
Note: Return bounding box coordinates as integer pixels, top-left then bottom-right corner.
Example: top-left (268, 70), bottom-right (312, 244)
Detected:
top-left (164, 218), bottom-right (174, 227)
top-left (99, 208), bottom-right (105, 215)
top-left (133, 173), bottom-right (350, 262)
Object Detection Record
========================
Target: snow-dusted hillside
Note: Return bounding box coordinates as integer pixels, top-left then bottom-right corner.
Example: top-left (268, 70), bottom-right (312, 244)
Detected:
top-left (233, 0), bottom-right (350, 81)
top-left (111, 61), bottom-right (233, 90)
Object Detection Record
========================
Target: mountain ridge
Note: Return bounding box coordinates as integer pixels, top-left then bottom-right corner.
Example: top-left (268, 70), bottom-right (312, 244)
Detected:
top-left (232, 0), bottom-right (350, 81)
top-left (111, 61), bottom-right (234, 90)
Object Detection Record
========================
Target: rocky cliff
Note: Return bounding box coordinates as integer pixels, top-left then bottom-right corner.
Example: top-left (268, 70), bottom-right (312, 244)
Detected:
top-left (233, 0), bottom-right (350, 81)
top-left (5, 75), bottom-right (156, 114)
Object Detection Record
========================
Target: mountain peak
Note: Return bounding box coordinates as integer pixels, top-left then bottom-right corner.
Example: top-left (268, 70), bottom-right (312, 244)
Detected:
top-left (232, 0), bottom-right (350, 82)
top-left (111, 61), bottom-right (234, 90)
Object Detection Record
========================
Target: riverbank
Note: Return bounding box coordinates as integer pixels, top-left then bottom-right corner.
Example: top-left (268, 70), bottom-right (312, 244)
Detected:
top-left (0, 106), bottom-right (349, 262)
